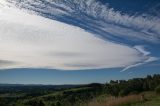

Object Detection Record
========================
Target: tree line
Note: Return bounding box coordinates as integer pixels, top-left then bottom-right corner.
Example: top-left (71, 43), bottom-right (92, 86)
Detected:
top-left (104, 74), bottom-right (160, 96)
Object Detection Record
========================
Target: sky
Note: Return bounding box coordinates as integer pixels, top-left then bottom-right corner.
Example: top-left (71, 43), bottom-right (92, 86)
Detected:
top-left (0, 0), bottom-right (160, 84)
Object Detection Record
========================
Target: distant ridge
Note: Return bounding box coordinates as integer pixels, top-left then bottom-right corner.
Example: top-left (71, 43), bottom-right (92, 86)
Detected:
top-left (0, 83), bottom-right (82, 89)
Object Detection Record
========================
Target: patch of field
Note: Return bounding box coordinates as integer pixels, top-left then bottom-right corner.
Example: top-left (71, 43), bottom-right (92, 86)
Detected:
top-left (87, 92), bottom-right (160, 106)
top-left (88, 94), bottom-right (142, 106)
top-left (132, 95), bottom-right (160, 106)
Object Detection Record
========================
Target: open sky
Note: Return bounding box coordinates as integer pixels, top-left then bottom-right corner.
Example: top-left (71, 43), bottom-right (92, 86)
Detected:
top-left (0, 0), bottom-right (160, 84)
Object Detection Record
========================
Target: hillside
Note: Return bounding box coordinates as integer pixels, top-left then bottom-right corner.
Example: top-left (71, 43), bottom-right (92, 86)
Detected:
top-left (0, 74), bottom-right (160, 106)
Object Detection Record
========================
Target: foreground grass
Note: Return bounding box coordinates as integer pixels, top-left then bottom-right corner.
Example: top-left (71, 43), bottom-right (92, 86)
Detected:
top-left (88, 94), bottom-right (142, 106)
top-left (132, 95), bottom-right (160, 106)
top-left (87, 92), bottom-right (160, 106)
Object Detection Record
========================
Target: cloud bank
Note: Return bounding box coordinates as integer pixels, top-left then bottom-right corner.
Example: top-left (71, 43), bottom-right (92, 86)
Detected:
top-left (0, 0), bottom-right (159, 70)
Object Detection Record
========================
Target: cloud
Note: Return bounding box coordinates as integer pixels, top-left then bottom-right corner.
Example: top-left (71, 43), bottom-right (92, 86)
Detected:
top-left (7, 0), bottom-right (160, 43)
top-left (47, 52), bottom-right (82, 57)
top-left (0, 0), bottom-right (159, 71)
top-left (121, 46), bottom-right (159, 72)
top-left (121, 57), bottom-right (158, 72)
top-left (0, 2), bottom-right (152, 70)
top-left (0, 60), bottom-right (16, 67)
top-left (134, 46), bottom-right (150, 56)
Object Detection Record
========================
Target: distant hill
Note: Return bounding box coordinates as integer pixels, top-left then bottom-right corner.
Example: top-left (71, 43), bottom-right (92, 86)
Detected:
top-left (0, 83), bottom-right (82, 89)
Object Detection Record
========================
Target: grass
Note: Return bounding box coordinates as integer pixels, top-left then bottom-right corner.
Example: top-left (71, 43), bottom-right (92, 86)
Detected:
top-left (88, 94), bottom-right (142, 106)
top-left (87, 92), bottom-right (160, 106)
top-left (132, 95), bottom-right (160, 106)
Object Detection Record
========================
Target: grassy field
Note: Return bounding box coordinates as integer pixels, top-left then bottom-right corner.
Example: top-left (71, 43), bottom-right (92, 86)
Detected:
top-left (132, 95), bottom-right (160, 106)
top-left (87, 92), bottom-right (160, 106)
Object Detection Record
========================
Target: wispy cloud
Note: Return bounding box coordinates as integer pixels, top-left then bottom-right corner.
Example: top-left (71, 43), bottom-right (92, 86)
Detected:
top-left (7, 0), bottom-right (160, 43)
top-left (121, 46), bottom-right (159, 72)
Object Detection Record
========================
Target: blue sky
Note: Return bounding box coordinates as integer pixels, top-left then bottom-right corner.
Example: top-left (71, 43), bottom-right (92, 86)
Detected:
top-left (0, 0), bottom-right (160, 84)
top-left (0, 62), bottom-right (160, 84)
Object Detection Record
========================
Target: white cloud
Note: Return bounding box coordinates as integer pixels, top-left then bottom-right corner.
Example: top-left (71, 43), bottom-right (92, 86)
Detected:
top-left (0, 0), bottom-right (158, 71)
top-left (121, 46), bottom-right (159, 72)
top-left (0, 3), bottom-right (151, 70)
top-left (7, 0), bottom-right (160, 43)
top-left (134, 46), bottom-right (150, 56)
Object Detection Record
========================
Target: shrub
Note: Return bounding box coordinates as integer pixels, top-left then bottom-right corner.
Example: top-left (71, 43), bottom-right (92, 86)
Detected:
top-left (25, 99), bottom-right (45, 106)
top-left (155, 85), bottom-right (160, 94)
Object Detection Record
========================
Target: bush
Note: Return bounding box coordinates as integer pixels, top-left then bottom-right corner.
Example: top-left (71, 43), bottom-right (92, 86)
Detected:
top-left (155, 85), bottom-right (160, 94)
top-left (119, 90), bottom-right (127, 96)
top-left (26, 99), bottom-right (45, 106)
